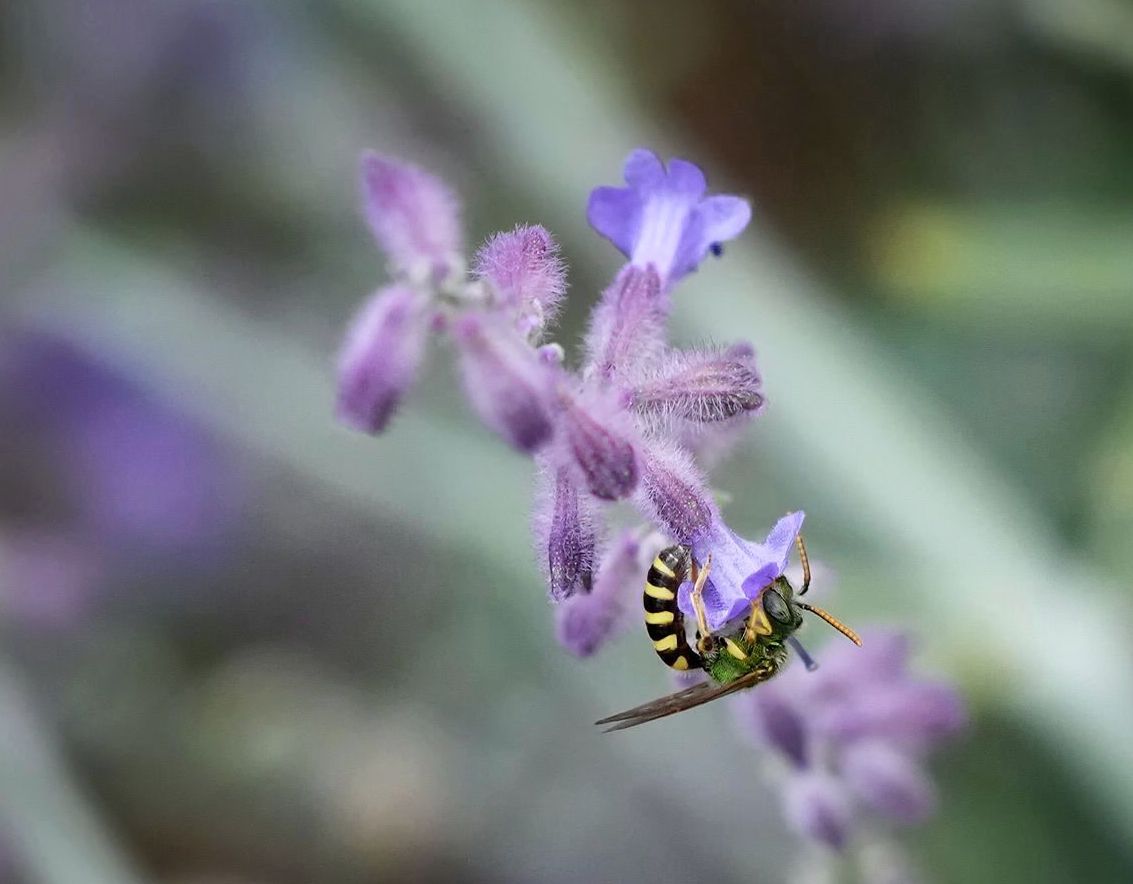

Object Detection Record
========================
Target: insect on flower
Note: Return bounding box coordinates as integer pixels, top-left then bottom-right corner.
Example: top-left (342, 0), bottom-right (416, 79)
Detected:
top-left (596, 534), bottom-right (861, 731)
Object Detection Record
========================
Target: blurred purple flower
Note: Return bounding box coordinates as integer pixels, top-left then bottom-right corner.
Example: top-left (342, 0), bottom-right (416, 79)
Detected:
top-left (0, 531), bottom-right (103, 628)
top-left (734, 627), bottom-right (966, 848)
top-left (587, 149), bottom-right (751, 286)
top-left (1, 330), bottom-right (243, 575)
top-left (360, 152), bottom-right (463, 283)
top-left (337, 285), bottom-right (431, 434)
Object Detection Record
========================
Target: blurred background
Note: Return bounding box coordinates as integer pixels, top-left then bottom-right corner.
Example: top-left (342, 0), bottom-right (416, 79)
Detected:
top-left (3, 1), bottom-right (1133, 882)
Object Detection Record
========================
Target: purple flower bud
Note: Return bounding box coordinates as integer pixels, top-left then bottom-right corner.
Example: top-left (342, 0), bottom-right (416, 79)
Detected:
top-left (841, 741), bottom-right (937, 825)
top-left (533, 464), bottom-right (599, 601)
top-left (473, 225), bottom-right (567, 334)
top-left (453, 312), bottom-right (555, 453)
top-left (783, 771), bottom-right (853, 850)
top-left (336, 285), bottom-right (430, 435)
top-left (624, 346), bottom-right (763, 424)
top-left (633, 442), bottom-right (719, 544)
top-left (360, 152), bottom-right (462, 282)
top-left (556, 390), bottom-right (639, 501)
top-left (583, 265), bottom-right (667, 381)
top-left (555, 531), bottom-right (641, 657)
top-left (587, 149), bottom-right (751, 285)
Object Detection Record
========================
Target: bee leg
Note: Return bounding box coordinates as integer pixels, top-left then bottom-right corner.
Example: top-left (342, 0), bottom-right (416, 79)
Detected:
top-left (690, 553), bottom-right (714, 654)
top-left (796, 533), bottom-right (811, 596)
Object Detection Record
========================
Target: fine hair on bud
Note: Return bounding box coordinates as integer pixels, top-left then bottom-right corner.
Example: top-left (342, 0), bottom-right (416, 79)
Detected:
top-left (555, 389), bottom-right (639, 501)
top-left (624, 345), bottom-right (763, 425)
top-left (532, 462), bottom-right (599, 601)
top-left (473, 224), bottom-right (567, 333)
top-left (633, 441), bottom-right (719, 544)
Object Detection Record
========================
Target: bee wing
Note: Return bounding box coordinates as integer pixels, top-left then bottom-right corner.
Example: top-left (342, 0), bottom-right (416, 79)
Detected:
top-left (595, 670), bottom-right (766, 732)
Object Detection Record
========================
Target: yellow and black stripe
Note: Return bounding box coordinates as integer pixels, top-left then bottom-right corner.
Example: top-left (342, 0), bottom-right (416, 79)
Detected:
top-left (643, 545), bottom-right (704, 672)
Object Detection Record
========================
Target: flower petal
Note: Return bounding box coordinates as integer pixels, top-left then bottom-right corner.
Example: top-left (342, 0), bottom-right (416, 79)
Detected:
top-left (623, 148), bottom-right (665, 188)
top-left (586, 186), bottom-right (641, 257)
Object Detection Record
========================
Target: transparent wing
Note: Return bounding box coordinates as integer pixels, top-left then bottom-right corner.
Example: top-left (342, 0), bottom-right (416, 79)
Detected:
top-left (595, 669), bottom-right (768, 732)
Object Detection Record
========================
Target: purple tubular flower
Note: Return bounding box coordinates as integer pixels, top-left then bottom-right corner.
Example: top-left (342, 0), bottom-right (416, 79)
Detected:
top-left (557, 390), bottom-right (639, 501)
top-left (473, 225), bottom-right (567, 336)
top-left (783, 771), bottom-right (852, 850)
top-left (682, 511), bottom-right (805, 629)
top-left (555, 531), bottom-right (641, 657)
top-left (453, 312), bottom-right (556, 453)
top-left (632, 442), bottom-right (720, 544)
top-left (360, 152), bottom-right (462, 281)
top-left (583, 265), bottom-right (667, 382)
top-left (533, 464), bottom-right (598, 601)
top-left (624, 345), bottom-right (763, 424)
top-left (336, 285), bottom-right (430, 435)
top-left (587, 149), bottom-right (751, 285)
top-left (841, 741), bottom-right (937, 825)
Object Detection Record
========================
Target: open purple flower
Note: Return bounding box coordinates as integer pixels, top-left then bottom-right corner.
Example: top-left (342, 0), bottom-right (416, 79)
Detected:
top-left (679, 511), bottom-right (805, 630)
top-left (587, 149), bottom-right (751, 286)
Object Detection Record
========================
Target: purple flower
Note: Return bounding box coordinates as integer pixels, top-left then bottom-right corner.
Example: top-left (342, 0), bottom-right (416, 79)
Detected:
top-left (735, 627), bottom-right (966, 848)
top-left (453, 312), bottom-right (556, 453)
top-left (623, 345), bottom-right (763, 425)
top-left (633, 442), bottom-right (720, 544)
top-left (474, 224), bottom-right (567, 338)
top-left (360, 152), bottom-right (463, 283)
top-left (555, 389), bottom-right (639, 501)
top-left (582, 265), bottom-right (667, 382)
top-left (681, 511), bottom-right (805, 629)
top-left (533, 464), bottom-right (598, 601)
top-left (587, 149), bottom-right (751, 286)
top-left (336, 285), bottom-right (431, 434)
top-left (555, 531), bottom-right (642, 657)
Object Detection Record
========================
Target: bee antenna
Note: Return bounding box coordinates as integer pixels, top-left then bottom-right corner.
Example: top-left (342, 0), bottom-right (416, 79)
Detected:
top-left (797, 602), bottom-right (862, 647)
top-left (787, 636), bottom-right (819, 672)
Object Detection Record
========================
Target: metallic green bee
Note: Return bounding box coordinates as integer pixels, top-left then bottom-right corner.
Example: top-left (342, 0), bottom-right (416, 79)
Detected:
top-left (596, 535), bottom-right (860, 731)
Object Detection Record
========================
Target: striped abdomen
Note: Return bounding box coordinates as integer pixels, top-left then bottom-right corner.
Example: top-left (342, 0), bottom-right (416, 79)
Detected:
top-left (643, 545), bottom-right (704, 672)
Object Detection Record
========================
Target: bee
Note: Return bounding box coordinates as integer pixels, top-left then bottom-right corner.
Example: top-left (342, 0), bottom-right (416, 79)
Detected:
top-left (596, 534), bottom-right (860, 731)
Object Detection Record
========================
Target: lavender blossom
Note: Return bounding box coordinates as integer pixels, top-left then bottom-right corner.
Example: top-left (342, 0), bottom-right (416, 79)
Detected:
top-left (360, 152), bottom-right (463, 283)
top-left (555, 531), bottom-right (643, 657)
top-left (474, 224), bottom-right (567, 338)
top-left (555, 389), bottom-right (639, 501)
top-left (623, 345), bottom-right (764, 425)
top-left (533, 465), bottom-right (598, 601)
top-left (453, 312), bottom-right (556, 453)
top-left (336, 285), bottom-right (430, 434)
top-left (735, 628), bottom-right (966, 849)
top-left (783, 770), bottom-right (853, 850)
top-left (587, 148), bottom-right (751, 286)
top-left (583, 265), bottom-right (668, 381)
top-left (633, 442), bottom-right (720, 544)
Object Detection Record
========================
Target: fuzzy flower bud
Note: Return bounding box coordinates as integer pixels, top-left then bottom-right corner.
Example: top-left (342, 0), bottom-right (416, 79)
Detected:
top-left (533, 465), bottom-right (598, 601)
top-left (360, 152), bottom-right (463, 283)
top-left (583, 265), bottom-right (667, 381)
top-left (555, 531), bottom-right (642, 656)
top-left (336, 285), bottom-right (430, 434)
top-left (624, 345), bottom-right (763, 424)
top-left (453, 312), bottom-right (555, 453)
top-left (633, 442), bottom-right (719, 544)
top-left (556, 390), bottom-right (639, 501)
top-left (474, 224), bottom-right (567, 336)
